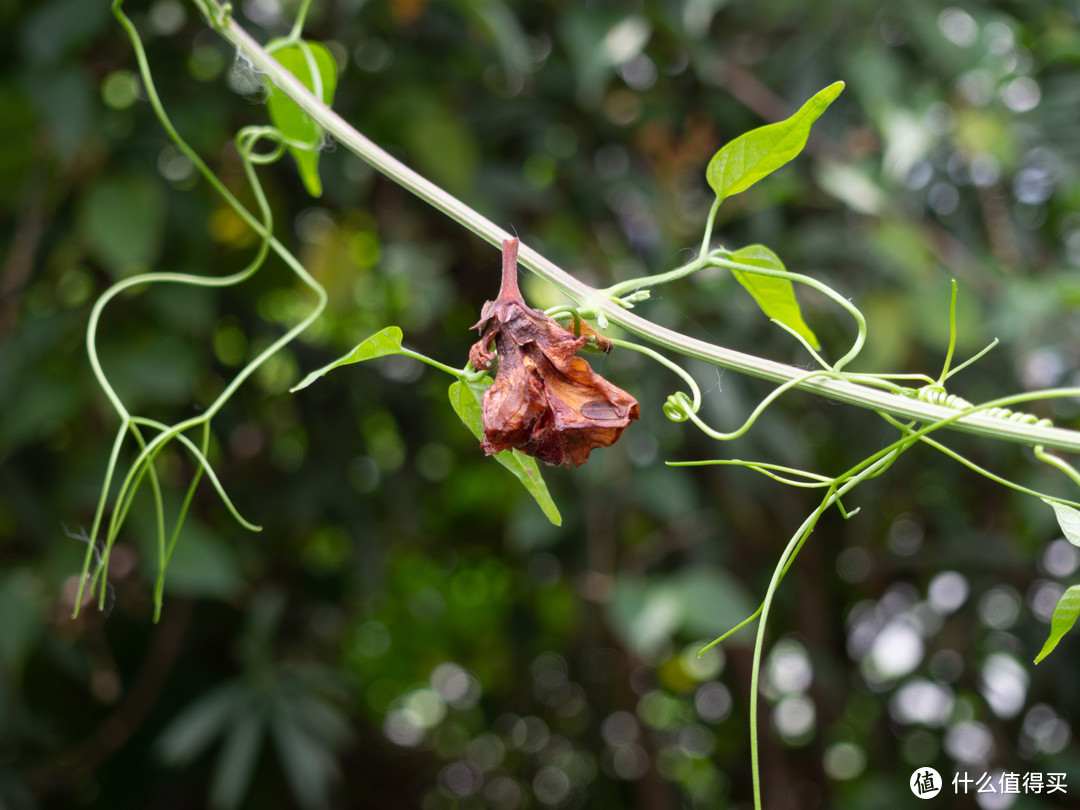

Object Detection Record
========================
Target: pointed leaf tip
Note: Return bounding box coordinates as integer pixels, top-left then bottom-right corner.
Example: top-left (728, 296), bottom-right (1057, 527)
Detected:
top-left (1034, 585), bottom-right (1080, 663)
top-left (729, 245), bottom-right (820, 350)
top-left (290, 326), bottom-right (404, 392)
top-left (448, 379), bottom-right (562, 526)
top-left (1044, 499), bottom-right (1080, 546)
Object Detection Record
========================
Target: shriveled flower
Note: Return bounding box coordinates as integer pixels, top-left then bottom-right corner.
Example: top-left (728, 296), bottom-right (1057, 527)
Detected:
top-left (468, 238), bottom-right (639, 467)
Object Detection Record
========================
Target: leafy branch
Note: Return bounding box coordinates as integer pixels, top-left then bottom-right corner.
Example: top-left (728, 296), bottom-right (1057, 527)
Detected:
top-left (196, 1), bottom-right (1080, 455)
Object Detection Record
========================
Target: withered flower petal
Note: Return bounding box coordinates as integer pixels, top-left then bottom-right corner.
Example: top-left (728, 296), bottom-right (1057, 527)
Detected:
top-left (469, 238), bottom-right (639, 467)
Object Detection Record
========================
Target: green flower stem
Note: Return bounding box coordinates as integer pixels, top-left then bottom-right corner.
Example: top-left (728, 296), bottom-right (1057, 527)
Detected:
top-left (700, 199), bottom-right (721, 256)
top-left (690, 381), bottom-right (1080, 664)
top-left (286, 0), bottom-right (315, 44)
top-left (670, 458), bottom-right (835, 489)
top-left (737, 378), bottom-right (1080, 809)
top-left (153, 421), bottom-right (210, 621)
top-left (741, 424), bottom-right (920, 808)
top-left (689, 424), bottom-right (915, 809)
top-left (127, 418), bottom-right (261, 531)
top-left (946, 338), bottom-right (1001, 381)
top-left (675, 370), bottom-right (833, 441)
top-left (747, 446), bottom-right (904, 809)
top-left (937, 280), bottom-right (961, 383)
top-left (198, 6), bottom-right (1080, 456)
top-left (738, 384), bottom-right (1080, 807)
top-left (398, 348), bottom-right (474, 380)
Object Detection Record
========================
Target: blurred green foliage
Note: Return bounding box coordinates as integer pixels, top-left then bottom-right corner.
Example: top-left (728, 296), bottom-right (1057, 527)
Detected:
top-left (3, 0), bottom-right (1080, 808)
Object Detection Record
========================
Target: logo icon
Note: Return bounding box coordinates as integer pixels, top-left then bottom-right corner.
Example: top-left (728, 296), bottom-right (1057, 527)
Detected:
top-left (911, 768), bottom-right (942, 799)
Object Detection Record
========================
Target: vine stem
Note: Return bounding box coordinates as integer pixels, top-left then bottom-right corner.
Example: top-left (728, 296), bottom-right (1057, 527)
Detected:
top-left (200, 6), bottom-right (1080, 455)
top-left (747, 446), bottom-right (903, 809)
top-left (77, 2), bottom-right (328, 618)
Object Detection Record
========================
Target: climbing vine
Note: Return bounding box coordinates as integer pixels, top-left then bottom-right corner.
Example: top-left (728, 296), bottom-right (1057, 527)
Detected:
top-left (78, 2), bottom-right (1080, 807)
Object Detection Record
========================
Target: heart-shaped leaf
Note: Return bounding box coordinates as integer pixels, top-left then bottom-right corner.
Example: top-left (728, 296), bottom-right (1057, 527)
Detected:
top-left (264, 39), bottom-right (338, 197)
top-left (707, 81), bottom-right (843, 204)
top-left (729, 245), bottom-right (820, 350)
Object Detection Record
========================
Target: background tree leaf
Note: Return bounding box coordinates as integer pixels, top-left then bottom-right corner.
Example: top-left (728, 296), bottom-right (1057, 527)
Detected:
top-left (264, 40), bottom-right (338, 197)
top-left (449, 379), bottom-right (562, 526)
top-left (0, 571), bottom-right (44, 678)
top-left (271, 708), bottom-right (337, 810)
top-left (77, 172), bottom-right (166, 277)
top-left (290, 327), bottom-right (404, 392)
top-left (606, 567), bottom-right (756, 659)
top-left (729, 244), bottom-right (820, 350)
top-left (209, 706), bottom-right (266, 810)
top-left (1034, 585), bottom-right (1080, 664)
top-left (706, 81), bottom-right (844, 203)
top-left (157, 683), bottom-right (242, 767)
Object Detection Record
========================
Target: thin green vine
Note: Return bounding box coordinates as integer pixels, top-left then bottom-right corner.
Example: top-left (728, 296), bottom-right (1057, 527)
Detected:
top-left (78, 0), bottom-right (328, 620)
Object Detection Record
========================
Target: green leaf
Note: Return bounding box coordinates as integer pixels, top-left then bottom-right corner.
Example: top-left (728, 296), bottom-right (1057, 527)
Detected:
top-left (210, 706), bottom-right (265, 810)
top-left (448, 379), bottom-right (562, 526)
top-left (448, 378), bottom-right (489, 438)
top-left (1044, 499), bottom-right (1080, 546)
top-left (729, 245), bottom-right (820, 350)
top-left (78, 172), bottom-right (166, 277)
top-left (605, 567), bottom-right (756, 659)
top-left (264, 40), bottom-right (338, 197)
top-left (667, 567), bottom-right (757, 639)
top-left (1034, 585), bottom-right (1080, 663)
top-left (157, 683), bottom-right (242, 766)
top-left (290, 327), bottom-right (404, 392)
top-left (605, 575), bottom-right (681, 659)
top-left (706, 81), bottom-right (844, 203)
top-left (271, 707), bottom-right (338, 810)
top-left (0, 570), bottom-right (44, 678)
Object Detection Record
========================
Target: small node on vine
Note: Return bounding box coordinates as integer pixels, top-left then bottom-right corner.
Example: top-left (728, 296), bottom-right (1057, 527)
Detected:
top-left (836, 501), bottom-right (860, 520)
top-left (613, 290), bottom-right (651, 309)
top-left (204, 2), bottom-right (234, 29)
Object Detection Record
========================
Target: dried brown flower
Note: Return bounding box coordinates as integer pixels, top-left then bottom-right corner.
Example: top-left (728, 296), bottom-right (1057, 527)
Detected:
top-left (469, 238), bottom-right (640, 467)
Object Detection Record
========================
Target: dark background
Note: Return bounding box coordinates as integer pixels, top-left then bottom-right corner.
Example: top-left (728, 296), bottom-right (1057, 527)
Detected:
top-left (3, 0), bottom-right (1080, 808)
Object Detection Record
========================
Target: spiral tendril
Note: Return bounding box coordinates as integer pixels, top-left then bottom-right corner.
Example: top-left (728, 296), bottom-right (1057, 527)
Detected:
top-left (915, 386), bottom-right (1053, 428)
top-left (664, 392), bottom-right (694, 422)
